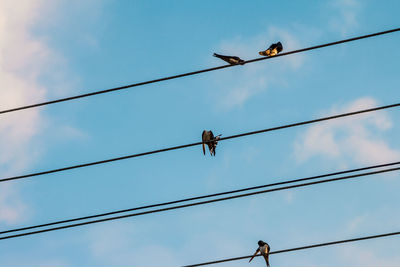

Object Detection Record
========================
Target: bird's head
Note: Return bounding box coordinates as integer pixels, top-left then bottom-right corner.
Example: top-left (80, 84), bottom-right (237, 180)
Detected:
top-left (258, 240), bottom-right (266, 246)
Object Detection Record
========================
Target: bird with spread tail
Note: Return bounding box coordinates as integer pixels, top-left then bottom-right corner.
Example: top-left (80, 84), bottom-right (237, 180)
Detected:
top-left (259, 42), bottom-right (283, 57)
top-left (213, 53), bottom-right (245, 65)
top-left (202, 130), bottom-right (221, 156)
top-left (249, 240), bottom-right (271, 267)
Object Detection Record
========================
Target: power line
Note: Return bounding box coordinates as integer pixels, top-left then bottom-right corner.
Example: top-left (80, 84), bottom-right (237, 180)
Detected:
top-left (0, 166), bottom-right (398, 241)
top-left (0, 28), bottom-right (399, 115)
top-left (1, 161), bottom-right (398, 236)
top-left (1, 102), bottom-right (399, 184)
top-left (2, 160), bottom-right (398, 236)
top-left (182, 231), bottom-right (400, 266)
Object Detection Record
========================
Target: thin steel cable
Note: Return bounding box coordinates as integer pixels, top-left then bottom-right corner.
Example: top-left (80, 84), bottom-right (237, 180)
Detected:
top-left (1, 161), bottom-right (399, 236)
top-left (1, 102), bottom-right (399, 183)
top-left (0, 28), bottom-right (398, 115)
top-left (0, 166), bottom-right (398, 241)
top-left (183, 231), bottom-right (400, 266)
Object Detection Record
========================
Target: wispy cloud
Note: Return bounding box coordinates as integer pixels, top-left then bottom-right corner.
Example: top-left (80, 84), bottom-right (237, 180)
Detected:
top-left (212, 26), bottom-right (305, 110)
top-left (86, 219), bottom-right (249, 267)
top-left (0, 0), bottom-right (52, 225)
top-left (0, 0), bottom-right (50, 172)
top-left (294, 97), bottom-right (400, 166)
top-left (0, 0), bottom-right (76, 224)
top-left (328, 0), bottom-right (362, 36)
top-left (0, 184), bottom-right (27, 224)
top-left (339, 246), bottom-right (400, 267)
top-left (87, 222), bottom-right (181, 266)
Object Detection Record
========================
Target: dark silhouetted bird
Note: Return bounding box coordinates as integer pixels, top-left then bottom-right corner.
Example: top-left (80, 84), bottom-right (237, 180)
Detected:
top-left (202, 130), bottom-right (221, 156)
top-left (259, 42), bottom-right (283, 57)
top-left (213, 53), bottom-right (245, 65)
top-left (249, 240), bottom-right (271, 267)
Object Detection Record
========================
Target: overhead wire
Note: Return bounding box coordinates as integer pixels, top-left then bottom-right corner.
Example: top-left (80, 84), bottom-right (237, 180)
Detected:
top-left (0, 28), bottom-right (399, 115)
top-left (1, 102), bottom-right (399, 183)
top-left (1, 160), bottom-right (399, 236)
top-left (182, 231), bottom-right (400, 266)
top-left (0, 161), bottom-right (400, 235)
top-left (0, 166), bottom-right (398, 240)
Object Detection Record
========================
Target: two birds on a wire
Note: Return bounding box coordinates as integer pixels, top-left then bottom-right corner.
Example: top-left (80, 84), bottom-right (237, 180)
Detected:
top-left (213, 41), bottom-right (283, 65)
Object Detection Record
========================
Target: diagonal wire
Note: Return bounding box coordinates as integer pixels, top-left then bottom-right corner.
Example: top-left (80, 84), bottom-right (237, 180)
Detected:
top-left (0, 28), bottom-right (398, 115)
top-left (1, 160), bottom-right (399, 236)
top-left (0, 161), bottom-right (400, 235)
top-left (1, 102), bottom-right (399, 183)
top-left (0, 166), bottom-right (398, 241)
top-left (183, 231), bottom-right (400, 266)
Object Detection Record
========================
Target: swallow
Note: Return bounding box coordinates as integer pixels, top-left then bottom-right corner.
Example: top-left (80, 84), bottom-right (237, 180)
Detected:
top-left (259, 42), bottom-right (283, 57)
top-left (249, 240), bottom-right (271, 267)
top-left (213, 53), bottom-right (245, 65)
top-left (202, 130), bottom-right (221, 156)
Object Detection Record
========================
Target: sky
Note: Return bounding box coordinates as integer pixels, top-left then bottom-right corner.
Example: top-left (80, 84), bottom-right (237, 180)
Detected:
top-left (0, 0), bottom-right (399, 266)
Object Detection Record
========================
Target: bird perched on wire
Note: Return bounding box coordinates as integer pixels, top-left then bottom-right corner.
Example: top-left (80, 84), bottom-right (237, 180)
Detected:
top-left (213, 53), bottom-right (245, 65)
top-left (249, 240), bottom-right (271, 267)
top-left (259, 42), bottom-right (283, 57)
top-left (202, 130), bottom-right (221, 156)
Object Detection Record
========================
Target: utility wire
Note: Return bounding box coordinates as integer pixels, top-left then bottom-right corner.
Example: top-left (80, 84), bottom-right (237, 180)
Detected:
top-left (0, 28), bottom-right (398, 115)
top-left (183, 231), bottom-right (400, 266)
top-left (1, 161), bottom-right (399, 236)
top-left (0, 166), bottom-right (398, 241)
top-left (1, 102), bottom-right (399, 184)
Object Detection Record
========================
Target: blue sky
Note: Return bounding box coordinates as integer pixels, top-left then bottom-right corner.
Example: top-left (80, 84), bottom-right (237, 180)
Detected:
top-left (0, 0), bottom-right (399, 266)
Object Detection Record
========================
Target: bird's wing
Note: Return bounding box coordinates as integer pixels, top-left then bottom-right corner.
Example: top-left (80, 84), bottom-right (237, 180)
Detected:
top-left (249, 248), bottom-right (260, 263)
top-left (277, 42), bottom-right (283, 52)
top-left (202, 131), bottom-right (207, 155)
top-left (202, 130), bottom-right (207, 141)
top-left (209, 131), bottom-right (214, 140)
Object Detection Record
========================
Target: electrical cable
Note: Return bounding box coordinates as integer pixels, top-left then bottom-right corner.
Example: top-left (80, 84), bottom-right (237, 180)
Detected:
top-left (1, 102), bottom-right (399, 183)
top-left (1, 160), bottom-right (398, 236)
top-left (0, 28), bottom-right (398, 115)
top-left (0, 166), bottom-right (398, 241)
top-left (182, 231), bottom-right (400, 266)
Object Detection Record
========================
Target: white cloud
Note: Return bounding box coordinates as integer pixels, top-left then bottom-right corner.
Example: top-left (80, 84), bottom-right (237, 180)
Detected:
top-left (0, 0), bottom-right (71, 224)
top-left (294, 97), bottom-right (400, 166)
top-left (87, 223), bottom-right (181, 267)
top-left (284, 191), bottom-right (294, 204)
top-left (346, 214), bottom-right (368, 233)
top-left (212, 26), bottom-right (305, 110)
top-left (329, 0), bottom-right (362, 36)
top-left (339, 246), bottom-right (400, 267)
top-left (87, 219), bottom-right (249, 267)
top-left (0, 184), bottom-right (27, 224)
top-left (0, 0), bottom-right (51, 172)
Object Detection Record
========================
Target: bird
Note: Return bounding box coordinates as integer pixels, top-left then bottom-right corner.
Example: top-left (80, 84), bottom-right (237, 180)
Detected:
top-left (202, 130), bottom-right (221, 156)
top-left (213, 53), bottom-right (245, 65)
top-left (249, 240), bottom-right (271, 267)
top-left (259, 42), bottom-right (283, 57)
